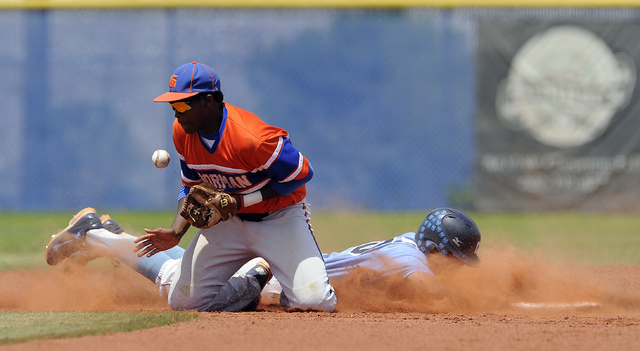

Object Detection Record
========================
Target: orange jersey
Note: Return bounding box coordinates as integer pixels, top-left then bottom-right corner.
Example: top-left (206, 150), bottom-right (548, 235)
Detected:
top-left (173, 103), bottom-right (313, 214)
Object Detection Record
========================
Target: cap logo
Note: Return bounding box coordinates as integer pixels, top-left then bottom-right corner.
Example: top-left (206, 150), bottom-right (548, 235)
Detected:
top-left (169, 75), bottom-right (178, 89)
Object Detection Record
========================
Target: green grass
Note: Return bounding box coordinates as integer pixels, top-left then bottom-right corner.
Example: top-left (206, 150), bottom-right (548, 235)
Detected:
top-left (471, 212), bottom-right (640, 265)
top-left (0, 311), bottom-right (198, 345)
top-left (2, 210), bottom-right (640, 269)
top-left (1, 209), bottom-right (639, 344)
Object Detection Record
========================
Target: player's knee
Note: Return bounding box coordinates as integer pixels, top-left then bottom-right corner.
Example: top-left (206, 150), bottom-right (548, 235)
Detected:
top-left (167, 294), bottom-right (197, 311)
top-left (167, 285), bottom-right (208, 311)
top-left (284, 285), bottom-right (337, 312)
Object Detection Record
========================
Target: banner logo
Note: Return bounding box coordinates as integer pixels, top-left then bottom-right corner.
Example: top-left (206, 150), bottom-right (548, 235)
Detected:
top-left (496, 26), bottom-right (636, 148)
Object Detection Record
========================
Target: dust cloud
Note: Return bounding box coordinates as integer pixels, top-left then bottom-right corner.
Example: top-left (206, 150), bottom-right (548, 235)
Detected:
top-left (0, 266), bottom-right (166, 312)
top-left (2, 244), bottom-right (639, 315)
top-left (330, 244), bottom-right (640, 315)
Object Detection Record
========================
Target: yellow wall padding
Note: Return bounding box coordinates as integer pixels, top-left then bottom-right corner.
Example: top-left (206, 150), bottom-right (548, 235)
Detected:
top-left (3, 0), bottom-right (640, 10)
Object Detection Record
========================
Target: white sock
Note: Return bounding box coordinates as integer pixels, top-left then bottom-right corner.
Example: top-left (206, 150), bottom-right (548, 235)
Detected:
top-left (86, 228), bottom-right (171, 282)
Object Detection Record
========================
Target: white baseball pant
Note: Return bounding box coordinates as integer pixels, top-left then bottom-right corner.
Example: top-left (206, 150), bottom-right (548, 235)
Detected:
top-left (156, 202), bottom-right (337, 312)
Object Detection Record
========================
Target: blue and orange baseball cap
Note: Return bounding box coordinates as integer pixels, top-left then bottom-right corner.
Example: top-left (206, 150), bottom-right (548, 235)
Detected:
top-left (154, 61), bottom-right (221, 102)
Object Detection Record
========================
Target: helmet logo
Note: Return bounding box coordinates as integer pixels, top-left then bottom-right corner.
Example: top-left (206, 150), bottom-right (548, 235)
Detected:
top-left (451, 237), bottom-right (463, 247)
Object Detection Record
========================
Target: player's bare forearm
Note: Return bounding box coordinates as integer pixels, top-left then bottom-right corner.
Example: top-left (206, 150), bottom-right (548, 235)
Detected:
top-left (170, 197), bottom-right (192, 239)
top-left (133, 198), bottom-right (191, 257)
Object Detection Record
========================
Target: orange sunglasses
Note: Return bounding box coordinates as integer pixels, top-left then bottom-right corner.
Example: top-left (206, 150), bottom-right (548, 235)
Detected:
top-left (170, 94), bottom-right (208, 113)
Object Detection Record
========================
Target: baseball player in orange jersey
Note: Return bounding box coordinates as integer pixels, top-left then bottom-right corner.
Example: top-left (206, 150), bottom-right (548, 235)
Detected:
top-left (47, 62), bottom-right (336, 312)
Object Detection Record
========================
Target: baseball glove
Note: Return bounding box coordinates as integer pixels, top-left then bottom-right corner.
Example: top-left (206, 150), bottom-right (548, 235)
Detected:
top-left (180, 183), bottom-right (238, 229)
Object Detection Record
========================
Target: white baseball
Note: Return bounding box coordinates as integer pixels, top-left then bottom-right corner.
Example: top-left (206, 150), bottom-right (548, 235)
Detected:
top-left (152, 149), bottom-right (170, 168)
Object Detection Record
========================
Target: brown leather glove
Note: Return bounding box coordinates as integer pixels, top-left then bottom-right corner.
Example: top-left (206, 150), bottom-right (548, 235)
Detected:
top-left (180, 183), bottom-right (238, 229)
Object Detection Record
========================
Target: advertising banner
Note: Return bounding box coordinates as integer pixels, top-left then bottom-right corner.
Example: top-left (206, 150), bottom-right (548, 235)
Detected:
top-left (475, 21), bottom-right (640, 211)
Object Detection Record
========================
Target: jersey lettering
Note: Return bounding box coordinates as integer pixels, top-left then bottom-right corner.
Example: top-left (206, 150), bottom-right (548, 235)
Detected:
top-left (200, 173), bottom-right (251, 191)
top-left (349, 239), bottom-right (394, 255)
top-left (347, 235), bottom-right (421, 256)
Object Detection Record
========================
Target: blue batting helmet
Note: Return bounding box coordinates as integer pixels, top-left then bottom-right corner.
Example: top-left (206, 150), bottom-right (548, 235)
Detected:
top-left (415, 208), bottom-right (481, 265)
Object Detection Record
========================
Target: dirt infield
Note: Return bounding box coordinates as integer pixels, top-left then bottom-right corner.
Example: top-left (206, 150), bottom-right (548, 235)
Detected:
top-left (2, 245), bottom-right (640, 350)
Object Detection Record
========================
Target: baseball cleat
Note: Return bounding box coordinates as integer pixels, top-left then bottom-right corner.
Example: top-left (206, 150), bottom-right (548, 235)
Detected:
top-left (100, 214), bottom-right (124, 234)
top-left (45, 207), bottom-right (103, 266)
top-left (245, 259), bottom-right (273, 289)
top-left (241, 259), bottom-right (273, 311)
top-left (62, 214), bottom-right (124, 269)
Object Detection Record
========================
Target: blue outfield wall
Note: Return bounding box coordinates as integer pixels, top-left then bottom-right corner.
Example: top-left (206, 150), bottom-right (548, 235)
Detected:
top-left (0, 8), bottom-right (476, 211)
top-left (1, 7), bottom-right (636, 211)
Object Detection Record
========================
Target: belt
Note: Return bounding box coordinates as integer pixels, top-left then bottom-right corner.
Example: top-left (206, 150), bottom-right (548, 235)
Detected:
top-left (237, 212), bottom-right (271, 222)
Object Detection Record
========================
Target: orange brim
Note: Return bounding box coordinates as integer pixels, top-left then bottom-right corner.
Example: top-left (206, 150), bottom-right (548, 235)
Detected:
top-left (153, 91), bottom-right (199, 102)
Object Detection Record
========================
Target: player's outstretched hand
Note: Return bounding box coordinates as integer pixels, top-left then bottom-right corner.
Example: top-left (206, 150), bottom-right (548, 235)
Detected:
top-left (134, 227), bottom-right (181, 258)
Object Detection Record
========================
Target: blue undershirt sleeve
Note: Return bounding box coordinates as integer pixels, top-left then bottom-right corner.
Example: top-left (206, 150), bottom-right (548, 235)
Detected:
top-left (269, 165), bottom-right (314, 195)
top-left (265, 138), bottom-right (314, 195)
top-left (178, 185), bottom-right (191, 202)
